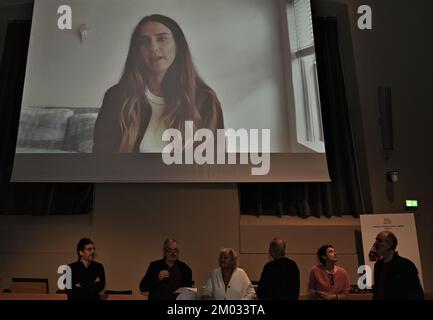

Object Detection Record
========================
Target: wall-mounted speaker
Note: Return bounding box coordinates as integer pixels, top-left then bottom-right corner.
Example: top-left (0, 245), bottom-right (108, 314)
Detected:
top-left (378, 87), bottom-right (394, 151)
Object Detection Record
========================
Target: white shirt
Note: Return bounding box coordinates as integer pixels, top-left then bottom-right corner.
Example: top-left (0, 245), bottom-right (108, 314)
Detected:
top-left (202, 268), bottom-right (256, 300)
top-left (139, 87), bottom-right (168, 152)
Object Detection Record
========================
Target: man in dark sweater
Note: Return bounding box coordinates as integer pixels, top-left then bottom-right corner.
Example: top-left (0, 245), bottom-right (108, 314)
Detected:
top-left (139, 239), bottom-right (193, 300)
top-left (372, 231), bottom-right (424, 300)
top-left (67, 238), bottom-right (105, 300)
top-left (257, 238), bottom-right (300, 300)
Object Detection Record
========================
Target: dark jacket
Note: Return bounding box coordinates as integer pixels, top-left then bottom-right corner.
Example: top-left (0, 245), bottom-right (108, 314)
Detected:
top-left (93, 84), bottom-right (224, 153)
top-left (373, 252), bottom-right (424, 300)
top-left (139, 259), bottom-right (193, 300)
top-left (257, 257), bottom-right (300, 300)
top-left (67, 261), bottom-right (105, 300)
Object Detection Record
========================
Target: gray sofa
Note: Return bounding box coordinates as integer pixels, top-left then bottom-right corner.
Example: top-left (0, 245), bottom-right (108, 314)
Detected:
top-left (16, 107), bottom-right (99, 153)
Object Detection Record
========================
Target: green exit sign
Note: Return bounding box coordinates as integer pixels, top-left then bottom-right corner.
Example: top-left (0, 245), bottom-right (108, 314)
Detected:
top-left (405, 200), bottom-right (419, 208)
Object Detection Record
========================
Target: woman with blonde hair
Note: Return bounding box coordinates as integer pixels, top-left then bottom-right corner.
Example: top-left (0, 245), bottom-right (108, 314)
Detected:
top-left (202, 248), bottom-right (255, 300)
top-left (93, 14), bottom-right (224, 152)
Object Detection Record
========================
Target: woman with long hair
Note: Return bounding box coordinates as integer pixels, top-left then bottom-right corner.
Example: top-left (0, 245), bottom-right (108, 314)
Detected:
top-left (93, 14), bottom-right (224, 152)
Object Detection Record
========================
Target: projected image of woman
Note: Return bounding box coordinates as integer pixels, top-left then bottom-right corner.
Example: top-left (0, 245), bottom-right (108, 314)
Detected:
top-left (93, 14), bottom-right (224, 152)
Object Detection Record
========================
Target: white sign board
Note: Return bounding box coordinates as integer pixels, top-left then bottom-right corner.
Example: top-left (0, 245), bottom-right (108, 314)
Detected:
top-left (360, 213), bottom-right (423, 287)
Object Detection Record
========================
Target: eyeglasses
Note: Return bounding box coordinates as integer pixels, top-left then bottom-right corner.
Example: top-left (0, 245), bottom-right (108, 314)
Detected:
top-left (165, 248), bottom-right (179, 254)
top-left (328, 273), bottom-right (334, 287)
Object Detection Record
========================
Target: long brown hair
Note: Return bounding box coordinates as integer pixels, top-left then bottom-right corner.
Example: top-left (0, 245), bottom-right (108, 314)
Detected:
top-left (118, 14), bottom-right (215, 152)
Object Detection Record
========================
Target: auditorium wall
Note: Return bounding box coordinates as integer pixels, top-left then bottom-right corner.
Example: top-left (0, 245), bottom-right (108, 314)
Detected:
top-left (317, 0), bottom-right (433, 292)
top-left (0, 184), bottom-right (241, 294)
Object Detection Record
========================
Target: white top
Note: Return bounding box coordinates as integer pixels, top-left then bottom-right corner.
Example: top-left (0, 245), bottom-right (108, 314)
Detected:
top-left (202, 268), bottom-right (256, 300)
top-left (139, 87), bottom-right (168, 152)
top-left (175, 287), bottom-right (198, 300)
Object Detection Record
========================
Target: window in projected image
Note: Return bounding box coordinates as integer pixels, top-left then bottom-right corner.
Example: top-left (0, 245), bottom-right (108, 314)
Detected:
top-left (287, 0), bottom-right (324, 153)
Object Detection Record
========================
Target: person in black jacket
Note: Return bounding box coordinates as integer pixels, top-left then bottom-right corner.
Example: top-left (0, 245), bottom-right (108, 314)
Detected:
top-left (67, 238), bottom-right (105, 300)
top-left (256, 238), bottom-right (300, 300)
top-left (139, 239), bottom-right (193, 300)
top-left (372, 231), bottom-right (424, 300)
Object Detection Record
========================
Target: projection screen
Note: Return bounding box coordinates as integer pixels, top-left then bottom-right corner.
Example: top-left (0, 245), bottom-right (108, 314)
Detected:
top-left (11, 0), bottom-right (330, 182)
